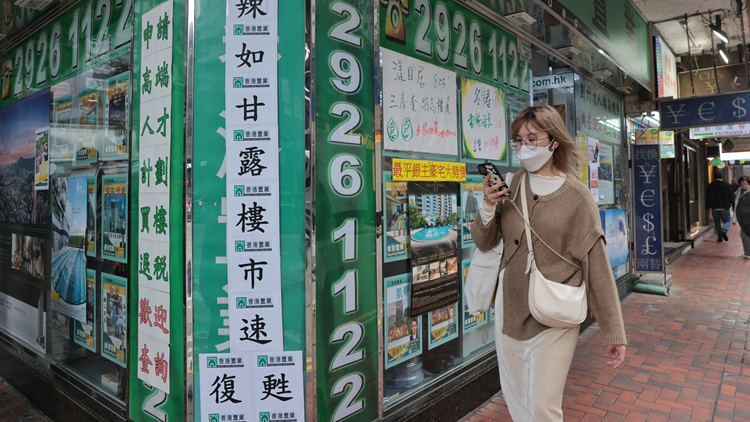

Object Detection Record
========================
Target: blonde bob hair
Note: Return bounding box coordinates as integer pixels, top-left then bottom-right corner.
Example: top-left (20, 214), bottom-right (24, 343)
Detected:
top-left (510, 105), bottom-right (583, 176)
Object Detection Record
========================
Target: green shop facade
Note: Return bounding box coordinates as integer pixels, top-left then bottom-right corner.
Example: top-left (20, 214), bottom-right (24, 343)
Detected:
top-left (0, 0), bottom-right (652, 421)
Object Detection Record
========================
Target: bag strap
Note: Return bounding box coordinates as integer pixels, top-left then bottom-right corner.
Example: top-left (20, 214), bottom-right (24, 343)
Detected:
top-left (507, 173), bottom-right (582, 273)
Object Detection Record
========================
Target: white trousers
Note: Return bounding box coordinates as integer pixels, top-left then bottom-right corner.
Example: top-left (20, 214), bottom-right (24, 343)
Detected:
top-left (494, 271), bottom-right (578, 422)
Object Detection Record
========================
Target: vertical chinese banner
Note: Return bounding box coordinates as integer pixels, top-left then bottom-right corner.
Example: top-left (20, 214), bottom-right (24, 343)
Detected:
top-left (315, 1), bottom-right (378, 422)
top-left (192, 0), bottom-right (306, 419)
top-left (129, 0), bottom-right (186, 420)
top-left (632, 144), bottom-right (663, 272)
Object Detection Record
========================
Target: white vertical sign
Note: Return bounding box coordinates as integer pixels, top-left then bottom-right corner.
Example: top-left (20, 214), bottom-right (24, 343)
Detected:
top-left (137, 0), bottom-right (174, 392)
top-left (225, 0), bottom-right (282, 351)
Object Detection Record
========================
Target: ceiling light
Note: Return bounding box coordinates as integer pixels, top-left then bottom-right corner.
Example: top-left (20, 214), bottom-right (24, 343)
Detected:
top-left (709, 16), bottom-right (729, 43)
top-left (718, 42), bottom-right (729, 64)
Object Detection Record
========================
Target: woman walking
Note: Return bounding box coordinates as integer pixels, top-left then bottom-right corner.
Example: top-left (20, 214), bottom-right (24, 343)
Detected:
top-left (732, 176), bottom-right (750, 258)
top-left (470, 105), bottom-right (627, 421)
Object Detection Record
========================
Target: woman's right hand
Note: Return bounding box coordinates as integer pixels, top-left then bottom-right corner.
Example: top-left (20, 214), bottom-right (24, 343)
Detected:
top-left (483, 173), bottom-right (510, 206)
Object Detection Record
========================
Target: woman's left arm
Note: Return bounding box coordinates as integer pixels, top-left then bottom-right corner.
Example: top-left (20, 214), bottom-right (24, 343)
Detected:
top-left (586, 237), bottom-right (627, 347)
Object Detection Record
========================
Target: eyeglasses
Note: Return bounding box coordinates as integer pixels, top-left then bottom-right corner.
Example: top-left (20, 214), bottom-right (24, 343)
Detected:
top-left (511, 136), bottom-right (550, 151)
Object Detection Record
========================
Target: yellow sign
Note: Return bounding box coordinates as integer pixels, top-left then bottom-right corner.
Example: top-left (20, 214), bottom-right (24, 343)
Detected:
top-left (635, 128), bottom-right (659, 145)
top-left (659, 131), bottom-right (674, 144)
top-left (392, 159), bottom-right (466, 181)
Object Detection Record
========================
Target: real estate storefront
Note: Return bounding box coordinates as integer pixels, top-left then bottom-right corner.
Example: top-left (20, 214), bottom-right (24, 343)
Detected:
top-left (0, 0), bottom-right (649, 421)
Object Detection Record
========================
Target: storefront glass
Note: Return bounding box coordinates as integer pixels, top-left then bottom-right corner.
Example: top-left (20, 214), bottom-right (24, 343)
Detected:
top-left (0, 1), bottom-right (135, 405)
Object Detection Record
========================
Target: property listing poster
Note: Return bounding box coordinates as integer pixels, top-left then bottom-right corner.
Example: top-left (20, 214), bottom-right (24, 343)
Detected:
top-left (86, 176), bottom-right (96, 257)
top-left (510, 107), bottom-right (522, 167)
top-left (76, 87), bottom-right (99, 164)
top-left (103, 72), bottom-right (130, 160)
top-left (461, 77), bottom-right (507, 161)
top-left (588, 137), bottom-right (600, 202)
top-left (382, 48), bottom-right (458, 156)
top-left (576, 133), bottom-right (588, 184)
top-left (51, 310), bottom-right (70, 337)
top-left (427, 301), bottom-right (458, 350)
top-left (51, 176), bottom-right (88, 323)
top-left (461, 176), bottom-right (484, 247)
top-left (385, 274), bottom-right (422, 368)
top-left (102, 174), bottom-right (127, 262)
top-left (52, 94), bottom-right (74, 164)
top-left (34, 127), bottom-right (49, 190)
top-left (102, 273), bottom-right (127, 367)
top-left (604, 209), bottom-right (629, 268)
top-left (598, 143), bottom-right (614, 205)
top-left (74, 269), bottom-right (97, 352)
top-left (409, 181), bottom-right (460, 316)
top-left (462, 258), bottom-right (487, 333)
top-left (384, 172), bottom-right (409, 262)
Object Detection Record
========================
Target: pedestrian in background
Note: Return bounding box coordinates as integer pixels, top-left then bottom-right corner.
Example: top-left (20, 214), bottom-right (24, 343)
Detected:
top-left (732, 177), bottom-right (750, 258)
top-left (731, 178), bottom-right (740, 192)
top-left (706, 171), bottom-right (735, 242)
top-left (472, 105), bottom-right (626, 422)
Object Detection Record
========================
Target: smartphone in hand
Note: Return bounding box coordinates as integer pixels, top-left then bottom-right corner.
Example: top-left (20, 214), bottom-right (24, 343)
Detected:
top-left (477, 163), bottom-right (509, 195)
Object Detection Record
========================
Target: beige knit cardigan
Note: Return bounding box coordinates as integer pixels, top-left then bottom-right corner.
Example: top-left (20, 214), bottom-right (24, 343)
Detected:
top-left (470, 169), bottom-right (628, 345)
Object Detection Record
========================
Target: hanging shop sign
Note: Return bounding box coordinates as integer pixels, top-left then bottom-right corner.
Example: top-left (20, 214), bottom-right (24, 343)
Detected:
top-left (719, 138), bottom-right (750, 161)
top-left (690, 124), bottom-right (750, 139)
top-left (654, 36), bottom-right (677, 99)
top-left (316, 2), bottom-right (378, 422)
top-left (633, 144), bottom-right (663, 272)
top-left (379, 0), bottom-right (531, 99)
top-left (678, 64), bottom-right (748, 98)
top-left (578, 79), bottom-right (622, 145)
top-left (392, 159), bottom-right (466, 181)
top-left (660, 131), bottom-right (674, 159)
top-left (660, 91), bottom-right (750, 130)
top-left (635, 128), bottom-right (659, 145)
top-left (542, 0), bottom-right (650, 89)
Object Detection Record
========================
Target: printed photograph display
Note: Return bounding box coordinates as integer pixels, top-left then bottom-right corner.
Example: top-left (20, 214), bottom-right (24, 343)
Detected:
top-left (603, 209), bottom-right (629, 269)
top-left (73, 269), bottom-right (97, 352)
top-left (51, 176), bottom-right (88, 323)
top-left (427, 302), bottom-right (458, 349)
top-left (461, 77), bottom-right (507, 161)
top-left (102, 273), bottom-right (127, 367)
top-left (384, 172), bottom-right (409, 262)
top-left (52, 93), bottom-right (74, 164)
top-left (101, 174), bottom-right (127, 262)
top-left (103, 72), bottom-right (129, 160)
top-left (10, 234), bottom-right (45, 280)
top-left (51, 310), bottom-right (70, 337)
top-left (461, 176), bottom-right (484, 247)
top-left (0, 89), bottom-right (50, 225)
top-left (408, 181), bottom-right (460, 316)
top-left (34, 127), bottom-right (49, 190)
top-left (86, 176), bottom-right (96, 257)
top-left (381, 49), bottom-right (458, 156)
top-left (598, 143), bottom-right (615, 205)
top-left (462, 258), bottom-right (487, 333)
top-left (76, 86), bottom-right (99, 164)
top-left (385, 274), bottom-right (422, 368)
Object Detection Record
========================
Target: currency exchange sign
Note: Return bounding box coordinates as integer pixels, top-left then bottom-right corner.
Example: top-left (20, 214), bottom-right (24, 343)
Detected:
top-left (660, 91), bottom-right (750, 130)
top-left (633, 144), bottom-right (663, 272)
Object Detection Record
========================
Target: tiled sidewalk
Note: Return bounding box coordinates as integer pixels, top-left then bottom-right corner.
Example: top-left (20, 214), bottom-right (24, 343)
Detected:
top-left (0, 378), bottom-right (51, 422)
top-left (461, 225), bottom-right (750, 422)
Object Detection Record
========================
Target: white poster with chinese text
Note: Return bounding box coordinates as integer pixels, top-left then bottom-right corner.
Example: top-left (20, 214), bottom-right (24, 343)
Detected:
top-left (199, 354), bottom-right (254, 421)
top-left (229, 293), bottom-right (284, 352)
top-left (250, 351), bottom-right (305, 422)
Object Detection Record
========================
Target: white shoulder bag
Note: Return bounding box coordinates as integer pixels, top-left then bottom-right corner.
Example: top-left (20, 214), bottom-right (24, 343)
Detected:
top-left (465, 174), bottom-right (512, 314)
top-left (514, 172), bottom-right (587, 328)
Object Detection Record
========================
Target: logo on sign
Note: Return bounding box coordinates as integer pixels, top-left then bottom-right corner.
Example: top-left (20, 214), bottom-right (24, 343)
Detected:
top-left (234, 185), bottom-right (244, 196)
top-left (236, 297), bottom-right (247, 309)
top-left (234, 130), bottom-right (244, 142)
top-left (257, 355), bottom-right (268, 367)
top-left (207, 357), bottom-right (217, 368)
top-left (259, 413), bottom-right (270, 422)
top-left (209, 414), bottom-right (220, 422)
top-left (233, 24), bottom-right (243, 35)
top-left (233, 77), bottom-right (243, 88)
top-left (235, 241), bottom-right (245, 252)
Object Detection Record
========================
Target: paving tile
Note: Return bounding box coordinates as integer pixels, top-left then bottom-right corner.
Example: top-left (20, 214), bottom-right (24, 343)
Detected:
top-left (461, 227), bottom-right (750, 422)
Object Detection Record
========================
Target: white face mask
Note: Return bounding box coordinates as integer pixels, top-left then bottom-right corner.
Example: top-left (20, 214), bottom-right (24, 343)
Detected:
top-left (517, 144), bottom-right (555, 172)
